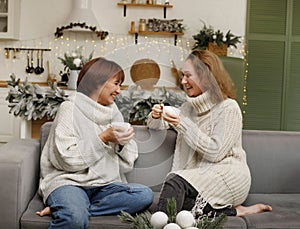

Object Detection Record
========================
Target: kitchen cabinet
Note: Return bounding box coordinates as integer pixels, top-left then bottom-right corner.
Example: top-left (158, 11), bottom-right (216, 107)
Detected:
top-left (0, 88), bottom-right (21, 143)
top-left (0, 0), bottom-right (20, 39)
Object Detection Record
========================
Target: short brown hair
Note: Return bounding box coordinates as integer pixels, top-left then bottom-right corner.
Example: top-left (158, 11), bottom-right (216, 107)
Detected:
top-left (77, 57), bottom-right (124, 97)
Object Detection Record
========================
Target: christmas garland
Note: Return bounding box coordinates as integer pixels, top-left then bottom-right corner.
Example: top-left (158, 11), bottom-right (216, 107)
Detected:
top-left (54, 22), bottom-right (109, 40)
top-left (118, 198), bottom-right (227, 229)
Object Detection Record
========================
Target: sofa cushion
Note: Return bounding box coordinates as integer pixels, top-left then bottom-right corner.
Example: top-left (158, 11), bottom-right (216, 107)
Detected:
top-left (242, 130), bottom-right (300, 194)
top-left (21, 192), bottom-right (247, 229)
top-left (39, 122), bottom-right (52, 152)
top-left (127, 126), bottom-right (176, 191)
top-left (243, 194), bottom-right (300, 228)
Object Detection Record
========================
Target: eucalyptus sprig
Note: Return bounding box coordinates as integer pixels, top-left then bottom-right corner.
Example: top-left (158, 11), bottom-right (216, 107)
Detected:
top-left (6, 74), bottom-right (69, 120)
top-left (115, 85), bottom-right (186, 124)
top-left (196, 214), bottom-right (227, 229)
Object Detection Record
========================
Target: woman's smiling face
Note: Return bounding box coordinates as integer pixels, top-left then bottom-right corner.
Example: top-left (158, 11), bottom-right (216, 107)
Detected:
top-left (96, 75), bottom-right (122, 106)
top-left (181, 59), bottom-right (202, 97)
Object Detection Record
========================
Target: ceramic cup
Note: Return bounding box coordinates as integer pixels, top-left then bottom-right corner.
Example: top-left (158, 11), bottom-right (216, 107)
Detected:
top-left (111, 122), bottom-right (131, 132)
top-left (163, 106), bottom-right (180, 116)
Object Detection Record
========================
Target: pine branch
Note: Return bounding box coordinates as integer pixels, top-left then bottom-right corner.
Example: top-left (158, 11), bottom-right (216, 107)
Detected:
top-left (166, 198), bottom-right (177, 223)
top-left (118, 210), bottom-right (152, 229)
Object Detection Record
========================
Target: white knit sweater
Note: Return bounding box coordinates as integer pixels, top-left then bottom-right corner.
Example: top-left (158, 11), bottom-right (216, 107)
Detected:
top-left (39, 92), bottom-right (138, 203)
top-left (148, 92), bottom-right (251, 209)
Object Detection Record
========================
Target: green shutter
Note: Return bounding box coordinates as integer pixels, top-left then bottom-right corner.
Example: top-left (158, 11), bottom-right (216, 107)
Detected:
top-left (292, 0), bottom-right (300, 36)
top-left (244, 40), bottom-right (285, 130)
top-left (248, 0), bottom-right (287, 35)
top-left (284, 0), bottom-right (300, 130)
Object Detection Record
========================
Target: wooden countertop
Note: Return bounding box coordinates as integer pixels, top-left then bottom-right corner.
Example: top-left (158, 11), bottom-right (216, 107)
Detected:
top-left (0, 80), bottom-right (68, 89)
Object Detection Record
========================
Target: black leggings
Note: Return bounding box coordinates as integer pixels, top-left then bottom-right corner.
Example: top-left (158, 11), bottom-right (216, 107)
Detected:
top-left (158, 174), bottom-right (237, 217)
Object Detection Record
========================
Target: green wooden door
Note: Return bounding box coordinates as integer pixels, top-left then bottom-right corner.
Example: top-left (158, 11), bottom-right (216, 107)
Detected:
top-left (284, 1), bottom-right (300, 130)
top-left (245, 0), bottom-right (300, 131)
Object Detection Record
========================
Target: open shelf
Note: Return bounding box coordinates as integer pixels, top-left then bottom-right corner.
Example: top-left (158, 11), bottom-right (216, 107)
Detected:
top-left (128, 31), bottom-right (184, 46)
top-left (117, 2), bottom-right (173, 18)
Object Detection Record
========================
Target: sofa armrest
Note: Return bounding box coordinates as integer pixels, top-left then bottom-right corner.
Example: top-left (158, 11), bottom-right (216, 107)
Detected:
top-left (0, 139), bottom-right (40, 229)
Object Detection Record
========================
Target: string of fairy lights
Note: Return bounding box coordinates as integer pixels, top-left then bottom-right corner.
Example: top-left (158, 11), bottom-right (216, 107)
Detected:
top-left (0, 32), bottom-right (248, 114)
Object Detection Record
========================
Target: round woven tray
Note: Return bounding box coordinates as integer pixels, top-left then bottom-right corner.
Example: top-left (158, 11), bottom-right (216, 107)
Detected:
top-left (130, 58), bottom-right (160, 89)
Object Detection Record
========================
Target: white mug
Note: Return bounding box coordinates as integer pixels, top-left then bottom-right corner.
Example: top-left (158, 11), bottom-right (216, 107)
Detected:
top-left (111, 122), bottom-right (131, 132)
top-left (163, 106), bottom-right (180, 116)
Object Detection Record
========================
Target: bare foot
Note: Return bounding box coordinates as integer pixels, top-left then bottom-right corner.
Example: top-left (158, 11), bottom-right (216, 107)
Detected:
top-left (36, 206), bottom-right (51, 217)
top-left (235, 204), bottom-right (272, 217)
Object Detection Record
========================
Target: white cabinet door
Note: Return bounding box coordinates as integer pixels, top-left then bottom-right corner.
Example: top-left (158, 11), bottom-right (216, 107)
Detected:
top-left (0, 88), bottom-right (20, 143)
top-left (0, 0), bottom-right (20, 39)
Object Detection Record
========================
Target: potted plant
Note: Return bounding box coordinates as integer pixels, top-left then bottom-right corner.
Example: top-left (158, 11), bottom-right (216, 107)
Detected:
top-left (192, 24), bottom-right (241, 56)
top-left (58, 46), bottom-right (93, 89)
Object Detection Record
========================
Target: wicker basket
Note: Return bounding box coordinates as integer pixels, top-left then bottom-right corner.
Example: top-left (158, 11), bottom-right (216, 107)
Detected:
top-left (130, 58), bottom-right (160, 90)
top-left (208, 42), bottom-right (228, 56)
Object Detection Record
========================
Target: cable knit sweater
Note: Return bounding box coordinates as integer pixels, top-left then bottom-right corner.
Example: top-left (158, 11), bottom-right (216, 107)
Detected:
top-left (39, 92), bottom-right (138, 203)
top-left (148, 92), bottom-right (251, 209)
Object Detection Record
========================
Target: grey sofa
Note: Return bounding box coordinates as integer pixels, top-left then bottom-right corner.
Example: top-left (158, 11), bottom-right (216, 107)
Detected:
top-left (1, 122), bottom-right (300, 229)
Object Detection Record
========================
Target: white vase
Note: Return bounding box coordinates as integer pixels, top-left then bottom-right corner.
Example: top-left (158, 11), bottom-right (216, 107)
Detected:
top-left (68, 70), bottom-right (79, 90)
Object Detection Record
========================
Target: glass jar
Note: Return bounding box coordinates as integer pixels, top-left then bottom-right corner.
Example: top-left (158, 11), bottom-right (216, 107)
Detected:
top-left (139, 19), bottom-right (146, 32)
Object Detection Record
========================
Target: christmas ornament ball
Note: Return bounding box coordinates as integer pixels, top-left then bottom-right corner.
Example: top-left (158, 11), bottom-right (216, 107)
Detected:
top-left (163, 223), bottom-right (181, 229)
top-left (175, 210), bottom-right (195, 228)
top-left (150, 211), bottom-right (169, 229)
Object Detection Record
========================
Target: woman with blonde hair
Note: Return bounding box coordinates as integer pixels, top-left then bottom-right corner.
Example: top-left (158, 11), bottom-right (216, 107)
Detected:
top-left (148, 49), bottom-right (272, 218)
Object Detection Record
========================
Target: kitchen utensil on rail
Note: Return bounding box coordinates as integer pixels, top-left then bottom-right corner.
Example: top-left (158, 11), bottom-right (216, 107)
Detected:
top-left (34, 50), bottom-right (42, 75)
top-left (40, 50), bottom-right (44, 74)
top-left (25, 50), bottom-right (34, 74)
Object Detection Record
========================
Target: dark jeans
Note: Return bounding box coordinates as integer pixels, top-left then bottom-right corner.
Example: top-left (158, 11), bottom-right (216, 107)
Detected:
top-left (158, 174), bottom-right (237, 217)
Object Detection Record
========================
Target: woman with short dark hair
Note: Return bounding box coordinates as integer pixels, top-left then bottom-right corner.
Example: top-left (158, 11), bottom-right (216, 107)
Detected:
top-left (37, 57), bottom-right (153, 228)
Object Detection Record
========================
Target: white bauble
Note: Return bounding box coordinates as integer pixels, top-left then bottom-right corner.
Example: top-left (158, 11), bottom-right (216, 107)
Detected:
top-left (185, 227), bottom-right (198, 229)
top-left (163, 223), bottom-right (181, 229)
top-left (175, 210), bottom-right (195, 228)
top-left (150, 211), bottom-right (169, 229)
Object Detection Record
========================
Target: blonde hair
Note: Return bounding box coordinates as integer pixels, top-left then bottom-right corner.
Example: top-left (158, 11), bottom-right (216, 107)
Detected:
top-left (187, 50), bottom-right (236, 102)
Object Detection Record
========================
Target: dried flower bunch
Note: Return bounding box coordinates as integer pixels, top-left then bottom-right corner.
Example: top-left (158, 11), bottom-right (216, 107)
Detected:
top-left (58, 46), bottom-right (93, 71)
top-left (192, 24), bottom-right (241, 50)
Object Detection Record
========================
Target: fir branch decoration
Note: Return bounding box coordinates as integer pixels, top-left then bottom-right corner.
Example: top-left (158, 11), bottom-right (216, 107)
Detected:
top-left (6, 74), bottom-right (69, 120)
top-left (118, 210), bottom-right (153, 229)
top-left (166, 198), bottom-right (177, 223)
top-left (192, 23), bottom-right (241, 50)
top-left (118, 198), bottom-right (227, 229)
